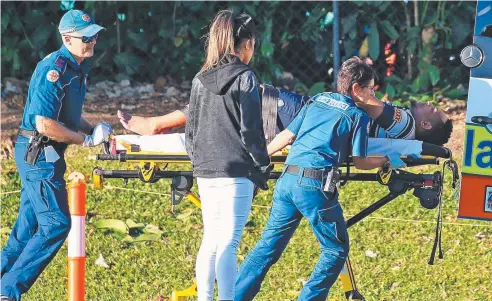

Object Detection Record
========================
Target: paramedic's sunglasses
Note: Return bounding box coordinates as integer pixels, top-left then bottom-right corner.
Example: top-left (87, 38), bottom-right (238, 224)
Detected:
top-left (65, 33), bottom-right (98, 43)
top-left (361, 85), bottom-right (375, 93)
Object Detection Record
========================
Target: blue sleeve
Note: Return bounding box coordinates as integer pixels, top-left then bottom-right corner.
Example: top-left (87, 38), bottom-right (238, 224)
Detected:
top-left (375, 102), bottom-right (395, 128)
top-left (286, 104), bottom-right (309, 135)
top-left (352, 112), bottom-right (370, 157)
top-left (29, 66), bottom-right (64, 121)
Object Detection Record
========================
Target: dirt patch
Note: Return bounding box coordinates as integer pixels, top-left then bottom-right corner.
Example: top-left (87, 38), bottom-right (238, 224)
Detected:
top-left (1, 78), bottom-right (467, 160)
top-left (443, 101), bottom-right (467, 158)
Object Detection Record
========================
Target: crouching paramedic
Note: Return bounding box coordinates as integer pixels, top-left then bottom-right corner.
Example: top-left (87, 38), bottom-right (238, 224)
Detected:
top-left (234, 57), bottom-right (405, 301)
top-left (1, 10), bottom-right (111, 301)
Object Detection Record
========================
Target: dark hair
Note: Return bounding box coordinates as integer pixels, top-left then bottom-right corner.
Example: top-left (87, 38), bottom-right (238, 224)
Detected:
top-left (233, 12), bottom-right (255, 45)
top-left (336, 57), bottom-right (377, 95)
top-left (201, 10), bottom-right (256, 72)
top-left (416, 119), bottom-right (453, 146)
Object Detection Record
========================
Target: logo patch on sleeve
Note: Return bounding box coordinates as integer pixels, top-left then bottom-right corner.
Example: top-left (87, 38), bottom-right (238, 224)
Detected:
top-left (394, 108), bottom-right (403, 123)
top-left (46, 70), bottom-right (59, 82)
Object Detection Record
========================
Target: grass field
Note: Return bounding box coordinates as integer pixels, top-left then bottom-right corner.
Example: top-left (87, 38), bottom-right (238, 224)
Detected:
top-left (1, 145), bottom-right (491, 301)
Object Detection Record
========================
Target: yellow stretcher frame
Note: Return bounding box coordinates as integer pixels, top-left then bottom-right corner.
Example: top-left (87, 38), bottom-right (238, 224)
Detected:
top-left (90, 145), bottom-right (458, 301)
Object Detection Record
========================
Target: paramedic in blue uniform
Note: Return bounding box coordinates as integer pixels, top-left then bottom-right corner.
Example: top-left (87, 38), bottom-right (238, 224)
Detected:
top-left (1, 10), bottom-right (111, 301)
top-left (234, 57), bottom-right (406, 301)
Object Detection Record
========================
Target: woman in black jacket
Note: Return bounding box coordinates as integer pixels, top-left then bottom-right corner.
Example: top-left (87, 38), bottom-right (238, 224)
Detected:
top-left (184, 10), bottom-right (270, 301)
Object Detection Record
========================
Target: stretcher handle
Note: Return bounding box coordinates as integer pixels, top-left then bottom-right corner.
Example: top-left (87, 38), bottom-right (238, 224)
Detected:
top-left (421, 143), bottom-right (451, 159)
top-left (89, 154), bottom-right (121, 161)
top-left (403, 158), bottom-right (440, 166)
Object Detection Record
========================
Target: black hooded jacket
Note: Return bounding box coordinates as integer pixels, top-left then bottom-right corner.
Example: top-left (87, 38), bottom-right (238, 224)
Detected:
top-left (185, 55), bottom-right (270, 187)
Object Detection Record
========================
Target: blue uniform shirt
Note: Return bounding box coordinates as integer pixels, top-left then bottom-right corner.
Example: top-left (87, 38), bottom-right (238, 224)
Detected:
top-left (20, 45), bottom-right (90, 135)
top-left (285, 93), bottom-right (370, 169)
top-left (278, 90), bottom-right (416, 140)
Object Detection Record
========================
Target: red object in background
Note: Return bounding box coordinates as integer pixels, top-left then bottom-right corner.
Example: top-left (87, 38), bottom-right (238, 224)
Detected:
top-left (384, 40), bottom-right (397, 76)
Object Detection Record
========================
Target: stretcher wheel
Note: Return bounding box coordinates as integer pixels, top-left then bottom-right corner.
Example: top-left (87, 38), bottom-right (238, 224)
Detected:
top-left (92, 168), bottom-right (104, 190)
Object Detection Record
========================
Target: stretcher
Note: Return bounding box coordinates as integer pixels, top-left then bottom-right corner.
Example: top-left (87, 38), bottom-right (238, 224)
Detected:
top-left (89, 134), bottom-right (459, 301)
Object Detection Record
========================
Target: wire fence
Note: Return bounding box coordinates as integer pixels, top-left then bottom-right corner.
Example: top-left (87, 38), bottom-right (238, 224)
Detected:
top-left (1, 1), bottom-right (476, 99)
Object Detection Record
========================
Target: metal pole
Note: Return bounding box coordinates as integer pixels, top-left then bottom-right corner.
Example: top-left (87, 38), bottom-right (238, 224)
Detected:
top-left (333, 0), bottom-right (340, 90)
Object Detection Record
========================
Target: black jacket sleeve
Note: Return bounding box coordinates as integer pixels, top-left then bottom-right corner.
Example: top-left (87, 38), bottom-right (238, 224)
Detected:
top-left (185, 79), bottom-right (200, 161)
top-left (238, 71), bottom-right (270, 171)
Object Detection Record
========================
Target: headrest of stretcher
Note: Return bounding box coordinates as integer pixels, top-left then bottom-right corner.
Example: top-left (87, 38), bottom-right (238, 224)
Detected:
top-left (109, 134), bottom-right (451, 159)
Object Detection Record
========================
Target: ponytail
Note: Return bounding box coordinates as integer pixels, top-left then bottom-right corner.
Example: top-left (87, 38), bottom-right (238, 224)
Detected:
top-left (201, 10), bottom-right (256, 72)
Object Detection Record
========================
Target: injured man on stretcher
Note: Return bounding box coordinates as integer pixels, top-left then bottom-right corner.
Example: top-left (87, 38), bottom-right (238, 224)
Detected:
top-left (115, 84), bottom-right (453, 158)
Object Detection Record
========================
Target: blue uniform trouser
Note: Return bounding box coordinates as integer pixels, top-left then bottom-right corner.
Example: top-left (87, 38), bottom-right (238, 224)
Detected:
top-left (235, 168), bottom-right (349, 301)
top-left (1, 136), bottom-right (70, 301)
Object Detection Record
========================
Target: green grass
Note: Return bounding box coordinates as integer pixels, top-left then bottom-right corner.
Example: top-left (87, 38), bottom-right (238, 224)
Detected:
top-left (1, 145), bottom-right (491, 301)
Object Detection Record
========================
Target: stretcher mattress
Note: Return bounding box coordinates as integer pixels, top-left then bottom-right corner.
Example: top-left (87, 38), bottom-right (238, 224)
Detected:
top-left (112, 134), bottom-right (424, 157)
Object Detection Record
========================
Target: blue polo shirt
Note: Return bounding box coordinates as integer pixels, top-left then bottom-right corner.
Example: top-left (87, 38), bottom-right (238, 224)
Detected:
top-left (20, 45), bottom-right (90, 134)
top-left (285, 92), bottom-right (369, 169)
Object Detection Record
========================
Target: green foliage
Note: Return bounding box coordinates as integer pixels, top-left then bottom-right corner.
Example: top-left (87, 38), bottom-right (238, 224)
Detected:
top-left (380, 20), bottom-right (399, 40)
top-left (309, 82), bottom-right (326, 95)
top-left (368, 22), bottom-right (380, 60)
top-left (338, 1), bottom-right (475, 103)
top-left (0, 1), bottom-right (476, 100)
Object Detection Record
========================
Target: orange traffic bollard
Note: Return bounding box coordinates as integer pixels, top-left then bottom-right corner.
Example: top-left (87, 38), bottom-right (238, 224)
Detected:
top-left (67, 172), bottom-right (87, 301)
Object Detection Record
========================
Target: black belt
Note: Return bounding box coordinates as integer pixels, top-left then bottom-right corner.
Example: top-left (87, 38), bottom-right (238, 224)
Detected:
top-left (285, 165), bottom-right (325, 181)
top-left (18, 129), bottom-right (65, 149)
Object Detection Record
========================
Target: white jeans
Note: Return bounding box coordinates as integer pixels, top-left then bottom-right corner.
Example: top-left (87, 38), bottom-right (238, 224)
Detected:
top-left (196, 177), bottom-right (254, 301)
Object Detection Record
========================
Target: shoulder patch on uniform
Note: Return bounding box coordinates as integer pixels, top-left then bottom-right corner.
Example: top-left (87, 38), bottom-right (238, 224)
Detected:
top-left (46, 70), bottom-right (60, 82)
top-left (394, 108), bottom-right (402, 123)
top-left (315, 95), bottom-right (349, 110)
top-left (55, 57), bottom-right (66, 69)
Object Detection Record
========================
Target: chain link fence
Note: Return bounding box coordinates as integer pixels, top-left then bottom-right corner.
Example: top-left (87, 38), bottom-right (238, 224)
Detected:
top-left (1, 1), bottom-right (476, 99)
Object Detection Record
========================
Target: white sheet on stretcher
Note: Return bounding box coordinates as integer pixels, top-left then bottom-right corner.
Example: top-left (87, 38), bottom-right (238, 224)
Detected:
top-left (113, 134), bottom-right (423, 157)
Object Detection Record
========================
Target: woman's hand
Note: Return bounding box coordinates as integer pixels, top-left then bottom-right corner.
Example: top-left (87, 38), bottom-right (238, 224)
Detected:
top-left (117, 110), bottom-right (151, 135)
